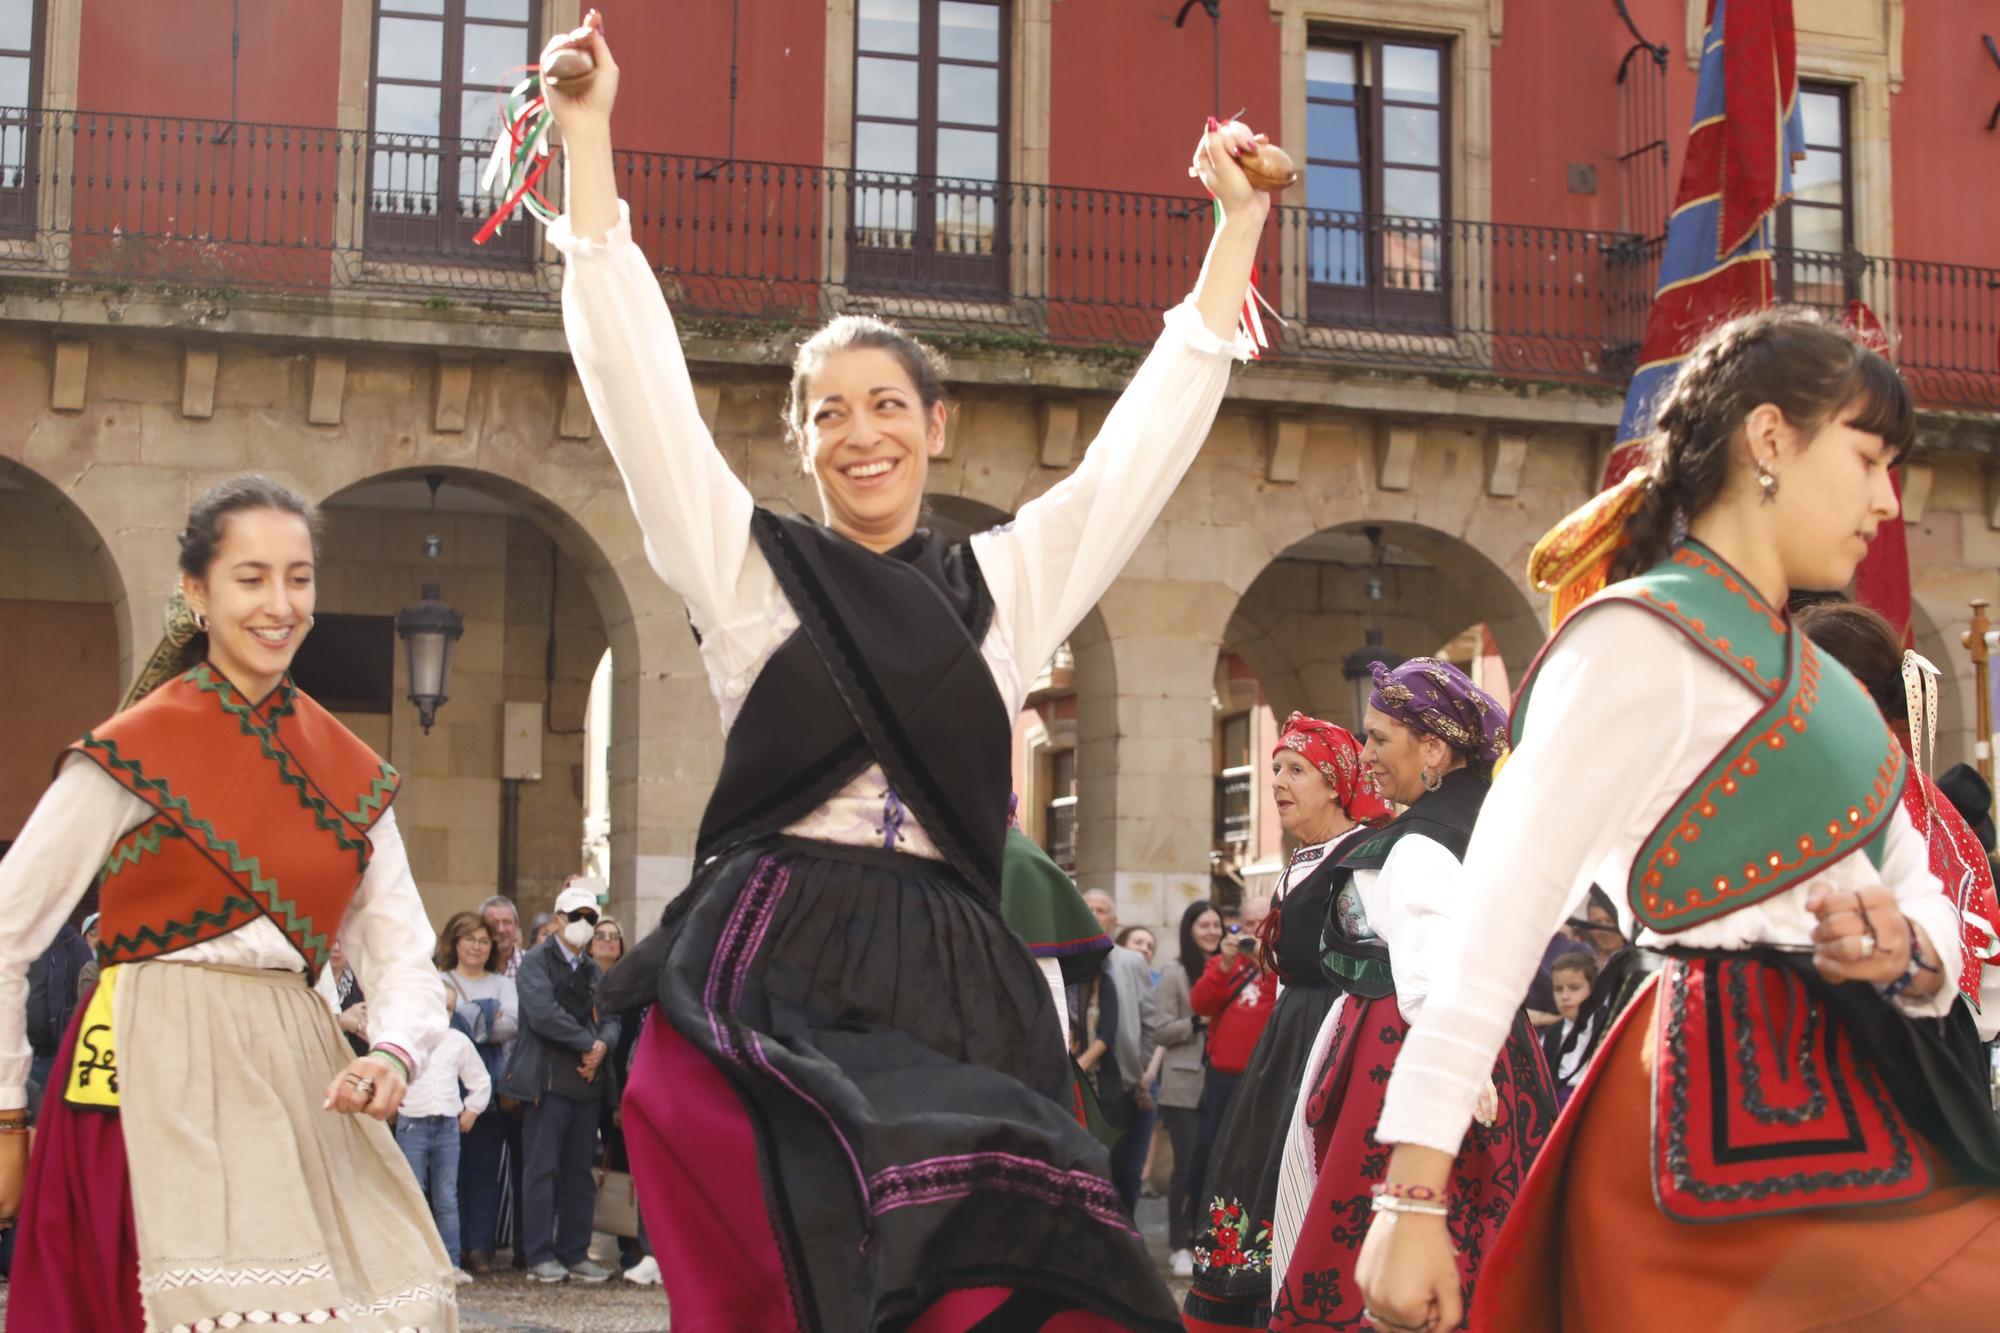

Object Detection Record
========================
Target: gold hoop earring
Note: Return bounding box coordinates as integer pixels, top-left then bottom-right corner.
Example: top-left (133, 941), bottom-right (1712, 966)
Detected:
top-left (1755, 457), bottom-right (1780, 504)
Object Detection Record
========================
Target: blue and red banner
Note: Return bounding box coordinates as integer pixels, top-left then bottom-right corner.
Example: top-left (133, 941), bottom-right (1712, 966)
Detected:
top-left (1603, 0), bottom-right (1804, 487)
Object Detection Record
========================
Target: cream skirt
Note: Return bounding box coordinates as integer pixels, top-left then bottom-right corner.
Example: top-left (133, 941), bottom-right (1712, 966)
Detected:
top-left (116, 960), bottom-right (457, 1333)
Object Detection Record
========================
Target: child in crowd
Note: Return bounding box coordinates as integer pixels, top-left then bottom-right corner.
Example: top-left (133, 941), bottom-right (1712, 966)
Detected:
top-left (1541, 950), bottom-right (1599, 1108)
top-left (395, 979), bottom-right (493, 1284)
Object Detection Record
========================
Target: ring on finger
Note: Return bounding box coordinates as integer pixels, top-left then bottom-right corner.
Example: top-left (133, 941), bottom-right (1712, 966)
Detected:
top-left (1856, 932), bottom-right (1878, 960)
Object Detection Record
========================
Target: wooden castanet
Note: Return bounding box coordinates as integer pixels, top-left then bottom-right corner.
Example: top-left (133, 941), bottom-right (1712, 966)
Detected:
top-left (1235, 138), bottom-right (1298, 193)
top-left (540, 8), bottom-right (602, 90)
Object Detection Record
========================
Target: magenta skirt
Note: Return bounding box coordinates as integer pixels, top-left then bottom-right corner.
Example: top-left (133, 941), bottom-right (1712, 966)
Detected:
top-left (7, 986), bottom-right (145, 1331)
top-left (624, 1014), bottom-right (1133, 1332)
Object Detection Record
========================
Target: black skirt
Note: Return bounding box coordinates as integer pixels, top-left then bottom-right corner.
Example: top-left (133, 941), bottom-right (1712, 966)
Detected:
top-left (633, 836), bottom-right (1181, 1331)
top-left (1185, 982), bottom-right (1341, 1325)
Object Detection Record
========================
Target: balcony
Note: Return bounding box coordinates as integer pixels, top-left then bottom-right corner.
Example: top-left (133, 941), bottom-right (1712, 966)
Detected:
top-left (2, 109), bottom-right (1996, 412)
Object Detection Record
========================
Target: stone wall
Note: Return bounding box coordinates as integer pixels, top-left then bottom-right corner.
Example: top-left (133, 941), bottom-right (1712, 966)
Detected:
top-left (0, 482), bottom-right (120, 838)
top-left (5, 317), bottom-right (2000, 944)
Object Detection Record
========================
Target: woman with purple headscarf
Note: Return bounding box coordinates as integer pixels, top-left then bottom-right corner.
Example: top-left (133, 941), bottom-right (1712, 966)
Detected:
top-left (1264, 658), bottom-right (1555, 1332)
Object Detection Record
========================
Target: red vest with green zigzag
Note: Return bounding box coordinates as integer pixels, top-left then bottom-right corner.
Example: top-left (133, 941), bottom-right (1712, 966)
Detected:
top-left (65, 664), bottom-right (399, 980)
top-left (1513, 542), bottom-right (1906, 933)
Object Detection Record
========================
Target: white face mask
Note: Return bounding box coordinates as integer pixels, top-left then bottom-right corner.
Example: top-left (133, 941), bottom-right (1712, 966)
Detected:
top-left (561, 918), bottom-right (596, 950)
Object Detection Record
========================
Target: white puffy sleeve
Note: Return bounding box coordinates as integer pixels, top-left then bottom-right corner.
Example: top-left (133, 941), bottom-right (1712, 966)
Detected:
top-left (1376, 606), bottom-right (1696, 1153)
top-left (339, 808), bottom-right (446, 1077)
top-left (0, 759), bottom-right (150, 1107)
top-left (970, 301), bottom-right (1246, 703)
top-left (1363, 834), bottom-right (1472, 1024)
top-left (550, 201), bottom-right (785, 693)
top-left (1877, 808), bottom-right (1962, 1018)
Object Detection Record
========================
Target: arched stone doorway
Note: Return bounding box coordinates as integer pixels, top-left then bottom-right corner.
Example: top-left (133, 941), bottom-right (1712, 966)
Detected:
top-left (0, 458), bottom-right (125, 847)
top-left (1215, 520), bottom-right (1542, 898)
top-left (318, 467), bottom-right (644, 929)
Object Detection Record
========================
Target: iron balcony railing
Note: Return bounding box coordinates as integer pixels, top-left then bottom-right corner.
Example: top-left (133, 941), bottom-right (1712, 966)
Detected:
top-left (1, 109), bottom-right (1996, 410)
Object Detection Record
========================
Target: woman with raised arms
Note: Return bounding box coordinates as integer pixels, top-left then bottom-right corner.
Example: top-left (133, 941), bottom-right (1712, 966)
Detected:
top-left (544, 21), bottom-right (1270, 1331)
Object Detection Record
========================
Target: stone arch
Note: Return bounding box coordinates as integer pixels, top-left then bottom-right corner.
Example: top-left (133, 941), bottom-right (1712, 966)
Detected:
top-left (1224, 519), bottom-right (1545, 732)
top-left (311, 458), bottom-right (700, 931)
top-left (0, 456), bottom-right (128, 842)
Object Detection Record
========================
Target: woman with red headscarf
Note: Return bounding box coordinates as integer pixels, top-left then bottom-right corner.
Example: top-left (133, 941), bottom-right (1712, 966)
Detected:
top-left (1265, 658), bottom-right (1555, 1331)
top-left (1184, 713), bottom-right (1394, 1331)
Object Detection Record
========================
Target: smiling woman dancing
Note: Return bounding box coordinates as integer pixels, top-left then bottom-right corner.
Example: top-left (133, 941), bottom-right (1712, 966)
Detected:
top-left (541, 24), bottom-right (1270, 1333)
top-left (0, 477), bottom-right (453, 1332)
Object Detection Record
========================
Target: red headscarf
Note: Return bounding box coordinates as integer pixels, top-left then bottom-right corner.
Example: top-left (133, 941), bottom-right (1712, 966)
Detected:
top-left (1275, 712), bottom-right (1395, 826)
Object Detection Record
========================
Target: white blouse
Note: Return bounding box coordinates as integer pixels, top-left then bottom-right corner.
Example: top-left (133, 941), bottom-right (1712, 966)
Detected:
top-left (1377, 603), bottom-right (1961, 1155)
top-left (551, 202), bottom-right (1247, 859)
top-left (1270, 824), bottom-right (1468, 1293)
top-left (0, 758), bottom-right (447, 1107)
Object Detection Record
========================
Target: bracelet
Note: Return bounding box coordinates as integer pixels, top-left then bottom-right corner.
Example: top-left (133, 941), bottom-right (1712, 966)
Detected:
top-left (1370, 1194), bottom-right (1449, 1218)
top-left (1882, 920), bottom-right (1941, 1002)
top-left (0, 1116), bottom-right (29, 1134)
top-left (1370, 1182), bottom-right (1445, 1204)
top-left (368, 1046), bottom-right (412, 1083)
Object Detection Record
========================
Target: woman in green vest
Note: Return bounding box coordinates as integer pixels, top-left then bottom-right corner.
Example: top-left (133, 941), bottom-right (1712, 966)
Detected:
top-left (1356, 309), bottom-right (2000, 1331)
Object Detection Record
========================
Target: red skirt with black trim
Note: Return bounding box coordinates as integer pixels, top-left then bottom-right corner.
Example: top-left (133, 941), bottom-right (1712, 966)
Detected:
top-left (1474, 966), bottom-right (2000, 1331)
top-left (1269, 994), bottom-right (1553, 1331)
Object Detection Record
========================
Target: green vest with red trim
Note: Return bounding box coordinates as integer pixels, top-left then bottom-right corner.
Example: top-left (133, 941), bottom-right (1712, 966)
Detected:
top-left (1511, 541), bottom-right (1905, 933)
top-left (64, 664), bottom-right (399, 980)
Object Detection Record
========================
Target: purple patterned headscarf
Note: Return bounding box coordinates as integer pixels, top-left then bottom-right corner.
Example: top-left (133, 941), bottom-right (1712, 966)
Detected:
top-left (1368, 657), bottom-right (1511, 767)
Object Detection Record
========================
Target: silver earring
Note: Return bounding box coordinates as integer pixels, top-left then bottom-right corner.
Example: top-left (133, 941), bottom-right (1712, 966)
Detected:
top-left (194, 611), bottom-right (209, 633)
top-left (1420, 766), bottom-right (1443, 793)
top-left (1755, 458), bottom-right (1780, 504)
top-left (307, 614), bottom-right (316, 629)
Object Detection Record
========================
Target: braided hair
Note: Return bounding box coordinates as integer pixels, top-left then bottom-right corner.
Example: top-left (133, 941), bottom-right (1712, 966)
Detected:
top-left (1610, 308), bottom-right (1913, 582)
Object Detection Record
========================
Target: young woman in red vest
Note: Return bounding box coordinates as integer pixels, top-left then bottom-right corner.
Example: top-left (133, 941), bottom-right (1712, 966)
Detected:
top-left (0, 476), bottom-right (455, 1332)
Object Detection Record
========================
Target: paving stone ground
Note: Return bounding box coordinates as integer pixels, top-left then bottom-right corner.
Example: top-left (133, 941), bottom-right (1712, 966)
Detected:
top-left (0, 1194), bottom-right (1192, 1331)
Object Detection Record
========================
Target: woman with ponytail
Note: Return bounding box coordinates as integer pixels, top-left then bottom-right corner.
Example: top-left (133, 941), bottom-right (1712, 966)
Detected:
top-left (0, 476), bottom-right (454, 1331)
top-left (1356, 309), bottom-right (2000, 1331)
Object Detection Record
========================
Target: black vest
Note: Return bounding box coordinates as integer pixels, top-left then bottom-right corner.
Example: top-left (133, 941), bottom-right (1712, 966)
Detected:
top-left (695, 509), bottom-right (1013, 903)
top-left (1317, 768), bottom-right (1488, 997)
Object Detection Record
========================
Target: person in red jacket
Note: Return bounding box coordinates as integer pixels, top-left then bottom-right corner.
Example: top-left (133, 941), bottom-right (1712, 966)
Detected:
top-left (1183, 894), bottom-right (1276, 1260)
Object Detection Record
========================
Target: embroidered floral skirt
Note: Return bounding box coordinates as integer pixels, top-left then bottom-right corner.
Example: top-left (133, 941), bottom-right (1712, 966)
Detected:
top-left (1268, 993), bottom-right (1553, 1331)
top-left (620, 837), bottom-right (1179, 1331)
top-left (1475, 957), bottom-right (2000, 1331)
top-left (10, 961), bottom-right (457, 1333)
top-left (1183, 983), bottom-right (1340, 1331)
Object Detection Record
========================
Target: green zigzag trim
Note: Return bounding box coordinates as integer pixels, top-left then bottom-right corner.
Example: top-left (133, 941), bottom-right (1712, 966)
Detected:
top-left (343, 763), bottom-right (399, 828)
top-left (102, 821), bottom-right (186, 878)
top-left (98, 894), bottom-right (262, 963)
top-left (187, 666), bottom-right (373, 877)
top-left (75, 731), bottom-right (330, 967)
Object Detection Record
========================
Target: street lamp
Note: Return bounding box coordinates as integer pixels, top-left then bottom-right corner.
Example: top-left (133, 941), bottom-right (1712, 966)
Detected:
top-left (394, 473), bottom-right (464, 735)
top-left (1340, 525), bottom-right (1401, 730)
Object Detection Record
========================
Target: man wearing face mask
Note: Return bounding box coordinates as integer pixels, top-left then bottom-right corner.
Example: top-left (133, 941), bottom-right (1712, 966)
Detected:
top-left (502, 882), bottom-right (623, 1284)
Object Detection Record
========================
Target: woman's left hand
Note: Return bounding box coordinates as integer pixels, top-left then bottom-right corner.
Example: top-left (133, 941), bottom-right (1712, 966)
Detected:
top-left (1807, 881), bottom-right (1913, 986)
top-left (322, 1054), bottom-right (407, 1121)
top-left (1189, 123), bottom-right (1271, 227)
